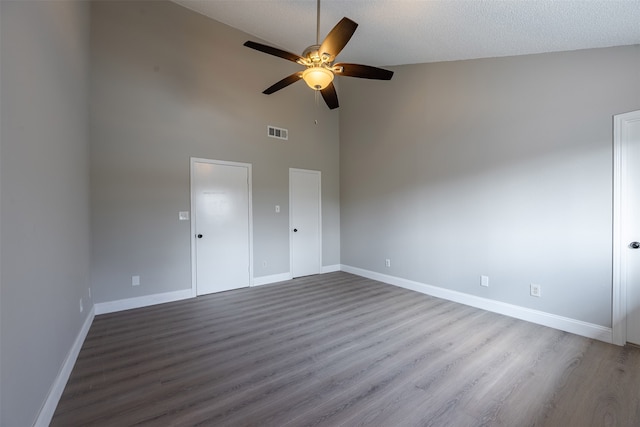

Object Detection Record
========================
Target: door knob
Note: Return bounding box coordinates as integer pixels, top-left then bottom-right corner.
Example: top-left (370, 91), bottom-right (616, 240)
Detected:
top-left (293, 229), bottom-right (298, 232)
top-left (630, 241), bottom-right (640, 249)
top-left (197, 234), bottom-right (203, 239)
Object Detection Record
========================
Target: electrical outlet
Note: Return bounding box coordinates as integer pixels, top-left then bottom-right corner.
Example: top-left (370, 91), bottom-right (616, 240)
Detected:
top-left (385, 259), bottom-right (391, 268)
top-left (481, 275), bottom-right (489, 287)
top-left (79, 298), bottom-right (83, 313)
top-left (132, 275), bottom-right (140, 286)
top-left (530, 284), bottom-right (541, 297)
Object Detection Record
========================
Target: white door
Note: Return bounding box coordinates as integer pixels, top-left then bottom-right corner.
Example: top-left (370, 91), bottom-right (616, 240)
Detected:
top-left (290, 169), bottom-right (321, 278)
top-left (192, 158), bottom-right (252, 295)
top-left (614, 110), bottom-right (640, 345)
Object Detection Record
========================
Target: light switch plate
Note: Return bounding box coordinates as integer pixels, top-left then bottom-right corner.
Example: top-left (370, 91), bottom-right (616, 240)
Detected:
top-left (179, 211), bottom-right (189, 220)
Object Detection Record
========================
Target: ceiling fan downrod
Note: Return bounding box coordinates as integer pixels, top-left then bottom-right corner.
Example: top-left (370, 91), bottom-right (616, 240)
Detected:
top-left (316, 0), bottom-right (321, 45)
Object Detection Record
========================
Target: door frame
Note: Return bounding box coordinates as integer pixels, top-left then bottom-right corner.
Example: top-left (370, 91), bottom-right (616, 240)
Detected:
top-left (289, 168), bottom-right (322, 277)
top-left (612, 110), bottom-right (640, 345)
top-left (190, 157), bottom-right (253, 296)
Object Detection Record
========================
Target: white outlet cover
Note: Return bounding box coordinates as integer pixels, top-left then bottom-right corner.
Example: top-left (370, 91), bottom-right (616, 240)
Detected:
top-left (481, 275), bottom-right (489, 287)
top-left (132, 275), bottom-right (140, 286)
top-left (530, 284), bottom-right (541, 297)
top-left (179, 211), bottom-right (189, 220)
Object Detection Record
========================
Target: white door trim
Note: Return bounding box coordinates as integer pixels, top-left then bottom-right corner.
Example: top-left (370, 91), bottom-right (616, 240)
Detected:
top-left (612, 110), bottom-right (640, 345)
top-left (289, 168), bottom-right (322, 277)
top-left (190, 157), bottom-right (254, 296)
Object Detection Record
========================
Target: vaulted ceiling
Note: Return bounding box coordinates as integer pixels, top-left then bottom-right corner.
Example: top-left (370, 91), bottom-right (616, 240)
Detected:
top-left (173, 0), bottom-right (640, 66)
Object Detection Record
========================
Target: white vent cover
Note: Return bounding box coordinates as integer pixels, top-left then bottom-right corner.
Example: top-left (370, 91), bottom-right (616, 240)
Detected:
top-left (267, 125), bottom-right (288, 140)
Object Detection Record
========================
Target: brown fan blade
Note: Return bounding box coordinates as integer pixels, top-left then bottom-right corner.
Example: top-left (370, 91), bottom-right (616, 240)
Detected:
top-left (334, 63), bottom-right (394, 80)
top-left (319, 18), bottom-right (358, 61)
top-left (244, 41), bottom-right (304, 64)
top-left (320, 82), bottom-right (339, 110)
top-left (263, 72), bottom-right (303, 95)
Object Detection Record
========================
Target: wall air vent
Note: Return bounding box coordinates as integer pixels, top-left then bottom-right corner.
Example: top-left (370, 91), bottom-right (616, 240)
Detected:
top-left (267, 125), bottom-right (288, 140)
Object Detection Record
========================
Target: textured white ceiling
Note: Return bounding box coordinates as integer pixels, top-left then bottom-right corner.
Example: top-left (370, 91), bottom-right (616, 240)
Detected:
top-left (173, 0), bottom-right (640, 66)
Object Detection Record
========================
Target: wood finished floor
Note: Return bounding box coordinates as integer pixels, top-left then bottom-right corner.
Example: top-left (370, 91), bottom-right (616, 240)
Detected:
top-left (52, 272), bottom-right (640, 426)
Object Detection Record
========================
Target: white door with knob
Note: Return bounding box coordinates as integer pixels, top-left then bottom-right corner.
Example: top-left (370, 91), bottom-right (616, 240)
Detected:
top-left (191, 158), bottom-right (252, 295)
top-left (290, 168), bottom-right (321, 278)
top-left (614, 110), bottom-right (640, 345)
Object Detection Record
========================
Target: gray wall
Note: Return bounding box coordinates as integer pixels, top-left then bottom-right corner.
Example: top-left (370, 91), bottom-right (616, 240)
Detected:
top-left (1, 1), bottom-right (636, 423)
top-left (340, 46), bottom-right (640, 328)
top-left (0, 1), bottom-right (92, 426)
top-left (90, 1), bottom-right (340, 303)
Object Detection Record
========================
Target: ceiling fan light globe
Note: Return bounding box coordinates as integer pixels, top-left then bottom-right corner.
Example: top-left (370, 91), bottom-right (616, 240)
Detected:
top-left (302, 67), bottom-right (334, 91)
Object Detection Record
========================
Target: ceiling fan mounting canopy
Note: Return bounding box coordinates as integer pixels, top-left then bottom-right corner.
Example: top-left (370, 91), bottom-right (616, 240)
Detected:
top-left (243, 3), bottom-right (393, 109)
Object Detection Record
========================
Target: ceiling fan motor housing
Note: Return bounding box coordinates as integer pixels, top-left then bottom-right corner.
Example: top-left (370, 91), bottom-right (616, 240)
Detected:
top-left (300, 45), bottom-right (332, 66)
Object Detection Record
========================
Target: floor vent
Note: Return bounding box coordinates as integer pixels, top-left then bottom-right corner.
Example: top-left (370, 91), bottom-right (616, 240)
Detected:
top-left (267, 125), bottom-right (288, 140)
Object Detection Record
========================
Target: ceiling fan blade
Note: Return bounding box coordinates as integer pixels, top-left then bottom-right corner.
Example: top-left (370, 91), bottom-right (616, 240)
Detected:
top-left (319, 17), bottom-right (358, 61)
top-left (263, 72), bottom-right (303, 95)
top-left (334, 63), bottom-right (394, 80)
top-left (244, 41), bottom-right (304, 63)
top-left (320, 82), bottom-right (339, 110)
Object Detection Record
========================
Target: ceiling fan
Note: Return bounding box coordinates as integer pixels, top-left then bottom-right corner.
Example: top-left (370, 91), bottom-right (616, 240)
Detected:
top-left (243, 0), bottom-right (394, 110)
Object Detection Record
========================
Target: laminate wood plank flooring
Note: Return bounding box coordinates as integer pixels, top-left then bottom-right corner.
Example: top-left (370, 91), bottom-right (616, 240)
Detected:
top-left (52, 272), bottom-right (640, 426)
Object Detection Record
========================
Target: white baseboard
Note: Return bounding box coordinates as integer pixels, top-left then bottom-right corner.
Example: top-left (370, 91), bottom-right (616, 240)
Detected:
top-left (253, 272), bottom-right (293, 287)
top-left (341, 264), bottom-right (613, 343)
top-left (253, 266), bottom-right (339, 286)
top-left (35, 306), bottom-right (95, 427)
top-left (321, 264), bottom-right (341, 273)
top-left (94, 288), bottom-right (194, 315)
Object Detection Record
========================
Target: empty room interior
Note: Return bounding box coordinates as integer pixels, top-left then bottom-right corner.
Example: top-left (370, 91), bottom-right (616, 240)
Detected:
top-left (2, 0), bottom-right (640, 426)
